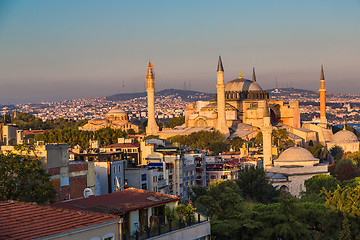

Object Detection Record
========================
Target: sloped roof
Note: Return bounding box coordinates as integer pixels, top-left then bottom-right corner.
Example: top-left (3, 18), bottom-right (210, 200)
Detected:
top-left (52, 188), bottom-right (179, 215)
top-left (0, 200), bottom-right (119, 240)
top-left (103, 143), bottom-right (140, 148)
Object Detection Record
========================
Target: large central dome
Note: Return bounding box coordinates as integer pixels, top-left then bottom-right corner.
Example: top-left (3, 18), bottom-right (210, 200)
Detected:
top-left (225, 78), bottom-right (263, 92)
top-left (222, 76), bottom-right (269, 100)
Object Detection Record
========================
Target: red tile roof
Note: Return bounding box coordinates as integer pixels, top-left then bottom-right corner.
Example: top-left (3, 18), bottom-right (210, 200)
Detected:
top-left (23, 130), bottom-right (45, 136)
top-left (52, 188), bottom-right (179, 215)
top-left (102, 143), bottom-right (140, 148)
top-left (0, 200), bottom-right (119, 240)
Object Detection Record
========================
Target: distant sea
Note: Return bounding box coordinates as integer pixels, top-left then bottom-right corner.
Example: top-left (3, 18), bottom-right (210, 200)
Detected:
top-left (335, 124), bottom-right (360, 130)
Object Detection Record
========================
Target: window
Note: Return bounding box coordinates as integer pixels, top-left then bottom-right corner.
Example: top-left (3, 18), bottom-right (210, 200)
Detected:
top-left (113, 177), bottom-right (116, 186)
top-left (142, 183), bottom-right (147, 190)
top-left (118, 165), bottom-right (121, 172)
top-left (210, 175), bottom-right (216, 179)
top-left (103, 233), bottom-right (115, 240)
top-left (141, 174), bottom-right (147, 181)
top-left (221, 175), bottom-right (228, 179)
top-left (113, 166), bottom-right (116, 174)
top-left (153, 176), bottom-right (157, 182)
top-left (169, 175), bottom-right (173, 180)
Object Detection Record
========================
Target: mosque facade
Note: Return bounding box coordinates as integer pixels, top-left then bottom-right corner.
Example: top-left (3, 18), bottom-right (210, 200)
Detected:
top-left (184, 58), bottom-right (300, 132)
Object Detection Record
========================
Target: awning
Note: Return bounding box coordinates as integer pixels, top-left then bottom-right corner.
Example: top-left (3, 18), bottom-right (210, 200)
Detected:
top-left (146, 162), bottom-right (170, 168)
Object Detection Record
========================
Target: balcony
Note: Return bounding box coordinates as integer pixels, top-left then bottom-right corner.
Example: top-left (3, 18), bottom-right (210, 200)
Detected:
top-left (123, 212), bottom-right (210, 240)
top-left (157, 179), bottom-right (167, 188)
top-left (195, 167), bottom-right (203, 173)
top-left (196, 179), bottom-right (203, 185)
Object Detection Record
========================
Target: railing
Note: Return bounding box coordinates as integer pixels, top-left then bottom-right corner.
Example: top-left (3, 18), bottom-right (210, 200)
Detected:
top-left (122, 212), bottom-right (209, 240)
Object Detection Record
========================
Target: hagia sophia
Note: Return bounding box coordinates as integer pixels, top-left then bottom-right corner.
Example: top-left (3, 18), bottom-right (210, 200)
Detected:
top-left (143, 55), bottom-right (359, 196)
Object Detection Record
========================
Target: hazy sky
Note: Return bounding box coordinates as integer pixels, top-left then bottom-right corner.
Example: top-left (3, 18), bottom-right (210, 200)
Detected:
top-left (0, 0), bottom-right (359, 104)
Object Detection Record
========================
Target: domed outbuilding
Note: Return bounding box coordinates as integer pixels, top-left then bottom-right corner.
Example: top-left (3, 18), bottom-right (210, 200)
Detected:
top-left (79, 105), bottom-right (139, 132)
top-left (327, 129), bottom-right (359, 153)
top-left (267, 147), bottom-right (329, 197)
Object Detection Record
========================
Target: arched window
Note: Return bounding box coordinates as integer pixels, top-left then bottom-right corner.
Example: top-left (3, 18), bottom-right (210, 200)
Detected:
top-left (195, 118), bottom-right (208, 127)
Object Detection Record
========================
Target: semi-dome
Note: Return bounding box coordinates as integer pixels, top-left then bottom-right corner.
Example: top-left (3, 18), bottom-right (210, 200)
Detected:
top-left (331, 130), bottom-right (359, 143)
top-left (225, 78), bottom-right (263, 92)
top-left (277, 147), bottom-right (318, 162)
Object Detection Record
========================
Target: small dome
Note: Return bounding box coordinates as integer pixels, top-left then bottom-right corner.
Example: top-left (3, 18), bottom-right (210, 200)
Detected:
top-left (331, 130), bottom-right (359, 143)
top-left (277, 147), bottom-right (318, 162)
top-left (105, 105), bottom-right (128, 121)
top-left (225, 78), bottom-right (263, 92)
top-left (107, 106), bottom-right (127, 115)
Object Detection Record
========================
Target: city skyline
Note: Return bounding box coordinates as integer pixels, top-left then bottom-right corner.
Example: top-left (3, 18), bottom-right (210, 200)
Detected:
top-left (0, 0), bottom-right (359, 104)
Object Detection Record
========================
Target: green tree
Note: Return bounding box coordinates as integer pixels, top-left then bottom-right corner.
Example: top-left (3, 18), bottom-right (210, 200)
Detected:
top-left (164, 116), bottom-right (185, 128)
top-left (168, 130), bottom-right (225, 151)
top-left (229, 137), bottom-right (244, 151)
top-left (335, 158), bottom-right (356, 181)
top-left (344, 151), bottom-right (360, 167)
top-left (196, 180), bottom-right (242, 220)
top-left (324, 185), bottom-right (360, 217)
top-left (34, 127), bottom-right (127, 149)
top-left (250, 197), bottom-right (313, 240)
top-left (307, 144), bottom-right (328, 161)
top-left (302, 174), bottom-right (340, 203)
top-left (331, 146), bottom-right (344, 161)
top-left (272, 129), bottom-right (295, 151)
top-left (209, 141), bottom-right (229, 155)
top-left (0, 153), bottom-right (56, 204)
top-left (189, 185), bottom-right (207, 203)
top-left (237, 166), bottom-right (279, 203)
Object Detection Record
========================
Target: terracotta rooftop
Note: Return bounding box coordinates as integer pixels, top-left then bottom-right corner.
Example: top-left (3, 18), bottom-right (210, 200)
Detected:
top-left (0, 200), bottom-right (119, 240)
top-left (23, 130), bottom-right (45, 136)
top-left (103, 143), bottom-right (140, 148)
top-left (52, 188), bottom-right (179, 215)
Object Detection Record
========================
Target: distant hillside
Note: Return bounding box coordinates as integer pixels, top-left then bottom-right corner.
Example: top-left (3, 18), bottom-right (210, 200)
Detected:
top-left (267, 87), bottom-right (360, 99)
top-left (107, 87), bottom-right (360, 104)
top-left (107, 89), bottom-right (214, 102)
top-left (266, 88), bottom-right (318, 98)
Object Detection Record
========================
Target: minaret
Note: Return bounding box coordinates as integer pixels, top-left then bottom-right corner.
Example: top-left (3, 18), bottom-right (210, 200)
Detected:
top-left (262, 100), bottom-right (272, 169)
top-left (216, 54), bottom-right (229, 136)
top-left (319, 61), bottom-right (327, 127)
top-left (252, 64), bottom-right (256, 82)
top-left (146, 59), bottom-right (159, 135)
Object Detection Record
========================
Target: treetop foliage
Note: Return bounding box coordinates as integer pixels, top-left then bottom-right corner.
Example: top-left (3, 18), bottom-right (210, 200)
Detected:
top-left (7, 112), bottom-right (87, 130)
top-left (167, 130), bottom-right (228, 153)
top-left (35, 127), bottom-right (128, 149)
top-left (0, 153), bottom-right (56, 204)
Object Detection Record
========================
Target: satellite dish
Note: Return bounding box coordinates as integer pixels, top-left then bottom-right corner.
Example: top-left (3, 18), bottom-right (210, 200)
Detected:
top-left (83, 188), bottom-right (94, 198)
